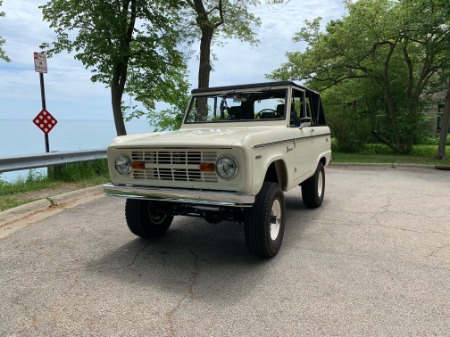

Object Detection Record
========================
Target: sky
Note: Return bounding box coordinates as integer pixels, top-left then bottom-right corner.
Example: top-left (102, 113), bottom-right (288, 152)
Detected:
top-left (0, 0), bottom-right (346, 121)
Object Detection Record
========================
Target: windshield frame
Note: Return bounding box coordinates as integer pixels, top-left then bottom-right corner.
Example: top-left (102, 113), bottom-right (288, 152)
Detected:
top-left (183, 87), bottom-right (289, 125)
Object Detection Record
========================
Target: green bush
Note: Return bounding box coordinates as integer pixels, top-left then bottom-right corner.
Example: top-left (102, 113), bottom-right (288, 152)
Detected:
top-left (416, 135), bottom-right (450, 146)
top-left (360, 143), bottom-right (394, 155)
top-left (327, 108), bottom-right (372, 153)
top-left (331, 138), bottom-right (339, 152)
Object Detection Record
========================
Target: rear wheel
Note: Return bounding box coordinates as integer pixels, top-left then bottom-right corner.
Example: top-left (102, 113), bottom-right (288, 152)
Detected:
top-left (244, 182), bottom-right (286, 257)
top-left (125, 199), bottom-right (173, 238)
top-left (301, 162), bottom-right (325, 208)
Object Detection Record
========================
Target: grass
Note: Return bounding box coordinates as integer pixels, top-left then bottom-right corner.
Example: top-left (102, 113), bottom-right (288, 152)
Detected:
top-left (332, 144), bottom-right (450, 166)
top-left (332, 153), bottom-right (450, 166)
top-left (0, 160), bottom-right (110, 212)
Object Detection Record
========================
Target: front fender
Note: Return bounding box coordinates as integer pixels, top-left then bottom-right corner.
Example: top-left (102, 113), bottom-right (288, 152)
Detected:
top-left (250, 148), bottom-right (290, 195)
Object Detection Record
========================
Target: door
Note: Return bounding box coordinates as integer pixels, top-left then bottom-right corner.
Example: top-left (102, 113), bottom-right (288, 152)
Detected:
top-left (291, 89), bottom-right (317, 181)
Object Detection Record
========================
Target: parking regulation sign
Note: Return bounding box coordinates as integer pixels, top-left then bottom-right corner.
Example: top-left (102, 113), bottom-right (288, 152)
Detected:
top-left (34, 52), bottom-right (48, 73)
top-left (33, 109), bottom-right (57, 134)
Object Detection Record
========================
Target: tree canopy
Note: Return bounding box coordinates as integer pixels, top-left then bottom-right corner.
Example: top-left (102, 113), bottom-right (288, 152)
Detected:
top-left (270, 0), bottom-right (450, 154)
top-left (41, 0), bottom-right (188, 136)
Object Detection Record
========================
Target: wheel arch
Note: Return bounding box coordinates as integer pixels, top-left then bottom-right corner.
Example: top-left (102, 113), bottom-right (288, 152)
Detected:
top-left (264, 159), bottom-right (288, 191)
top-left (317, 149), bottom-right (332, 168)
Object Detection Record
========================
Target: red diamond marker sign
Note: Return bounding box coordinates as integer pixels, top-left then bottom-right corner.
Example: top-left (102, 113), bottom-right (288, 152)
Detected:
top-left (33, 109), bottom-right (57, 134)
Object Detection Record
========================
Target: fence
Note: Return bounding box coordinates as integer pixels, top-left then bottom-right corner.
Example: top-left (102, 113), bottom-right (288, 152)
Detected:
top-left (0, 150), bottom-right (107, 173)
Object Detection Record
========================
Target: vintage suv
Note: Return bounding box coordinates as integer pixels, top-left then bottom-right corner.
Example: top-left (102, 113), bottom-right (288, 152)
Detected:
top-left (104, 81), bottom-right (331, 257)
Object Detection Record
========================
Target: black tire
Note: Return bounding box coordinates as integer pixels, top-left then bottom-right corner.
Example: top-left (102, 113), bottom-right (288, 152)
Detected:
top-left (125, 199), bottom-right (173, 239)
top-left (244, 182), bottom-right (286, 258)
top-left (301, 162), bottom-right (325, 208)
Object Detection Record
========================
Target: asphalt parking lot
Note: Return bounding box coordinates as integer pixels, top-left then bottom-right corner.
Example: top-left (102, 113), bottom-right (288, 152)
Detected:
top-left (0, 166), bottom-right (449, 337)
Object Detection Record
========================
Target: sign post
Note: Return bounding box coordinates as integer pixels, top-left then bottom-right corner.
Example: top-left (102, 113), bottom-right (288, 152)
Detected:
top-left (33, 52), bottom-right (53, 152)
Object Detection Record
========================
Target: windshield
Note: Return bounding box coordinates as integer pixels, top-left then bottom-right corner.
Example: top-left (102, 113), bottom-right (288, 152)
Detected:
top-left (184, 89), bottom-right (287, 124)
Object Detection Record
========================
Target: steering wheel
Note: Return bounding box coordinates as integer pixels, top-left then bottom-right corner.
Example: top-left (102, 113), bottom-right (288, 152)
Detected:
top-left (255, 108), bottom-right (279, 119)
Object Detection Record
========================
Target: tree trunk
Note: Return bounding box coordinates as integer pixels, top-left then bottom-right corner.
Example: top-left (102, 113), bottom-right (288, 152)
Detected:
top-left (437, 84), bottom-right (450, 159)
top-left (111, 62), bottom-right (128, 136)
top-left (382, 83), bottom-right (402, 153)
top-left (109, 0), bottom-right (136, 136)
top-left (405, 103), bottom-right (418, 155)
top-left (379, 43), bottom-right (405, 153)
top-left (198, 26), bottom-right (214, 89)
top-left (190, 0), bottom-right (223, 89)
top-left (111, 87), bottom-right (127, 136)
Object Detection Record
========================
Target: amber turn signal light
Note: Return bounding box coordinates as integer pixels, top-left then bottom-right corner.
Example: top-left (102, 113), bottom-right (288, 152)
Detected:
top-left (131, 161), bottom-right (145, 170)
top-left (199, 163), bottom-right (215, 172)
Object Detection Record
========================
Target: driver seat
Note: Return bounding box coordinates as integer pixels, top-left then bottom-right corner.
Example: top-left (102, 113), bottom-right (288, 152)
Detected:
top-left (228, 106), bottom-right (244, 120)
top-left (276, 104), bottom-right (285, 118)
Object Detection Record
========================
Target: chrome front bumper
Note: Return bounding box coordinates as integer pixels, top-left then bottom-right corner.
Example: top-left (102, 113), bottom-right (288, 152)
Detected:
top-left (103, 184), bottom-right (255, 207)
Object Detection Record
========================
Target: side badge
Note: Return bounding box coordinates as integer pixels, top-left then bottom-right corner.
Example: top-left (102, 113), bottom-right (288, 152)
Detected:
top-left (255, 155), bottom-right (262, 160)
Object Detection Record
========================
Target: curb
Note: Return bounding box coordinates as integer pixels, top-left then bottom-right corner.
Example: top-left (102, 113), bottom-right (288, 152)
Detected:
top-left (329, 162), bottom-right (443, 170)
top-left (48, 185), bottom-right (103, 205)
top-left (435, 165), bottom-right (450, 170)
top-left (0, 185), bottom-right (104, 227)
top-left (0, 199), bottom-right (53, 225)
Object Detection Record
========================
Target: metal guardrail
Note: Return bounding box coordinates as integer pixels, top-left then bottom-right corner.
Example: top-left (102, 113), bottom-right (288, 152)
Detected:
top-left (0, 149), bottom-right (107, 173)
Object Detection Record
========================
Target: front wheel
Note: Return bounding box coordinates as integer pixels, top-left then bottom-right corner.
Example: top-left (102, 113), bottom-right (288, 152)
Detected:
top-left (301, 162), bottom-right (325, 208)
top-left (244, 182), bottom-right (286, 257)
top-left (125, 199), bottom-right (173, 239)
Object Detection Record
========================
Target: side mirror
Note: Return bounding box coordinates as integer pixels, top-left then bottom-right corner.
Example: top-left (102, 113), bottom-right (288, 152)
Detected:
top-left (299, 117), bottom-right (312, 129)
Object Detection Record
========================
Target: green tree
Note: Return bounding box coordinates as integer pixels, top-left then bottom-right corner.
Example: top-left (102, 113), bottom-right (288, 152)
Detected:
top-left (128, 74), bottom-right (190, 131)
top-left (0, 0), bottom-right (10, 62)
top-left (270, 0), bottom-right (450, 154)
top-left (40, 0), bottom-right (188, 136)
top-left (319, 79), bottom-right (378, 152)
top-left (145, 91), bottom-right (190, 131)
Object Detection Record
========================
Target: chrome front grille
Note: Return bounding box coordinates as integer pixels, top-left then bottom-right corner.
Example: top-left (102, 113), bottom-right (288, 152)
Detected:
top-left (130, 149), bottom-right (218, 183)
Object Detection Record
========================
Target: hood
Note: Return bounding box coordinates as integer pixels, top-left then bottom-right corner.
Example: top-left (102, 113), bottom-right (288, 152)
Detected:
top-left (110, 126), bottom-right (285, 148)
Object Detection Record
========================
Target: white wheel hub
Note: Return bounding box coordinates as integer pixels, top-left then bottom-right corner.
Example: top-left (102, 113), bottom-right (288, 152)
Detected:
top-left (269, 199), bottom-right (282, 241)
top-left (317, 170), bottom-right (324, 198)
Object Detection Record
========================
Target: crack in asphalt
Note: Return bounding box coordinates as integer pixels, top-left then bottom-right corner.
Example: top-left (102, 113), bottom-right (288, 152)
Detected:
top-left (428, 244), bottom-right (450, 258)
top-left (165, 248), bottom-right (200, 337)
top-left (126, 243), bottom-right (151, 269)
top-left (371, 222), bottom-right (445, 234)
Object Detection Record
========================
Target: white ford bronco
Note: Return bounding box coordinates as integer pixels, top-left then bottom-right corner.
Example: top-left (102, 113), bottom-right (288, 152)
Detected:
top-left (104, 81), bottom-right (331, 257)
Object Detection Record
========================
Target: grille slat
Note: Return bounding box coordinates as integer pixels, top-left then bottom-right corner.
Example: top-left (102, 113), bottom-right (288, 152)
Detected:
top-left (131, 149), bottom-right (219, 183)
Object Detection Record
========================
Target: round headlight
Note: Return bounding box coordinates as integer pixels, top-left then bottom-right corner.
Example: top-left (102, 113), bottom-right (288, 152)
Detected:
top-left (115, 154), bottom-right (132, 175)
top-left (216, 156), bottom-right (238, 180)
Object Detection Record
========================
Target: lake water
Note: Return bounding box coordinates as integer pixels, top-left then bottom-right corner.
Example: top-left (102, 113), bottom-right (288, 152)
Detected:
top-left (0, 119), bottom-right (153, 183)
